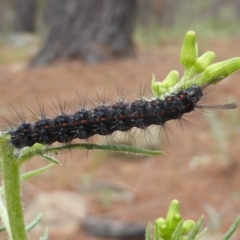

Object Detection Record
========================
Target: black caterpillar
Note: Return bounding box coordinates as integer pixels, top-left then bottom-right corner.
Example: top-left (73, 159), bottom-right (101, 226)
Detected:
top-left (9, 85), bottom-right (237, 149)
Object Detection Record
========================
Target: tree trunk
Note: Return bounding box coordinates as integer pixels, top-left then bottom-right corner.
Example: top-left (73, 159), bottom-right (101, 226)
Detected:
top-left (15, 0), bottom-right (37, 32)
top-left (31, 0), bottom-right (137, 67)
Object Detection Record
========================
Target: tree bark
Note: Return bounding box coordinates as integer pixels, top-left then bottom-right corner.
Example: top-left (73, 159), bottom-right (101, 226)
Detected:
top-left (15, 0), bottom-right (37, 32)
top-left (31, 0), bottom-right (137, 67)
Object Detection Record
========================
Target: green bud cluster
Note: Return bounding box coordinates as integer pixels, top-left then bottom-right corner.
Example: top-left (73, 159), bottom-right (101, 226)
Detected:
top-left (152, 71), bottom-right (179, 96)
top-left (152, 200), bottom-right (196, 240)
top-left (146, 199), bottom-right (240, 240)
top-left (151, 31), bottom-right (240, 99)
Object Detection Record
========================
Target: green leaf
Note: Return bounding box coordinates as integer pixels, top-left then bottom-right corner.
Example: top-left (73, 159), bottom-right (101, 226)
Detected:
top-left (41, 154), bottom-right (61, 165)
top-left (222, 215), bottom-right (240, 240)
top-left (0, 213), bottom-right (44, 233)
top-left (15, 143), bottom-right (46, 163)
top-left (172, 220), bottom-right (183, 240)
top-left (26, 213), bottom-right (42, 232)
top-left (187, 216), bottom-right (203, 240)
top-left (30, 143), bottom-right (164, 157)
top-left (0, 174), bottom-right (12, 238)
top-left (145, 223), bottom-right (152, 240)
top-left (39, 228), bottom-right (49, 240)
top-left (21, 164), bottom-right (55, 181)
top-left (194, 228), bottom-right (208, 240)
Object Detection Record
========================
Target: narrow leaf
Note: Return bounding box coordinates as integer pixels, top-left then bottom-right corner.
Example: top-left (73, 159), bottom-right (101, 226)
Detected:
top-left (172, 220), bottom-right (183, 240)
top-left (18, 143), bottom-right (163, 165)
top-left (16, 143), bottom-right (45, 162)
top-left (41, 154), bottom-right (61, 165)
top-left (39, 143), bottom-right (164, 156)
top-left (39, 228), bottom-right (49, 240)
top-left (195, 228), bottom-right (208, 240)
top-left (26, 213), bottom-right (42, 232)
top-left (21, 164), bottom-right (55, 181)
top-left (145, 223), bottom-right (152, 240)
top-left (187, 216), bottom-right (203, 240)
top-left (0, 191), bottom-right (11, 237)
top-left (222, 215), bottom-right (240, 240)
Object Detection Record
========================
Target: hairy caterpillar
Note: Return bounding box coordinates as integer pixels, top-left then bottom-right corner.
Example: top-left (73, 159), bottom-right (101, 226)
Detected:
top-left (8, 85), bottom-right (237, 149)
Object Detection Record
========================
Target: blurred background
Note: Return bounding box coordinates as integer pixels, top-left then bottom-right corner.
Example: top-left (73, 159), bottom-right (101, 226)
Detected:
top-left (0, 0), bottom-right (240, 239)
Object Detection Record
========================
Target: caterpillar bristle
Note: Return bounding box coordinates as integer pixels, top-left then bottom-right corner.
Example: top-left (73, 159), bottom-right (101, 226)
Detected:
top-left (7, 102), bottom-right (28, 127)
top-left (27, 100), bottom-right (48, 121)
top-left (133, 83), bottom-right (149, 101)
top-left (115, 84), bottom-right (128, 103)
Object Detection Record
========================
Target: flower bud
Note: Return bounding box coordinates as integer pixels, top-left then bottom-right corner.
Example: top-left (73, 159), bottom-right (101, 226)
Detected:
top-left (166, 200), bottom-right (180, 223)
top-left (168, 213), bottom-right (182, 232)
top-left (200, 57), bottom-right (240, 85)
top-left (180, 31), bottom-right (198, 69)
top-left (182, 220), bottom-right (195, 234)
top-left (192, 51), bottom-right (215, 73)
top-left (163, 70), bottom-right (179, 87)
top-left (159, 222), bottom-right (170, 238)
top-left (151, 71), bottom-right (179, 97)
top-left (155, 218), bottom-right (166, 239)
top-left (151, 73), bottom-right (162, 97)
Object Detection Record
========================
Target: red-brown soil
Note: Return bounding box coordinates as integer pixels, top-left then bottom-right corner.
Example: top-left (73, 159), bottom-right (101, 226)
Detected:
top-left (0, 39), bottom-right (240, 240)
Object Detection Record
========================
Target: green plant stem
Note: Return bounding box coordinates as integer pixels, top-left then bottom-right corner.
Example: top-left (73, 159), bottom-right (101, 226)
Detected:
top-left (2, 154), bottom-right (28, 240)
